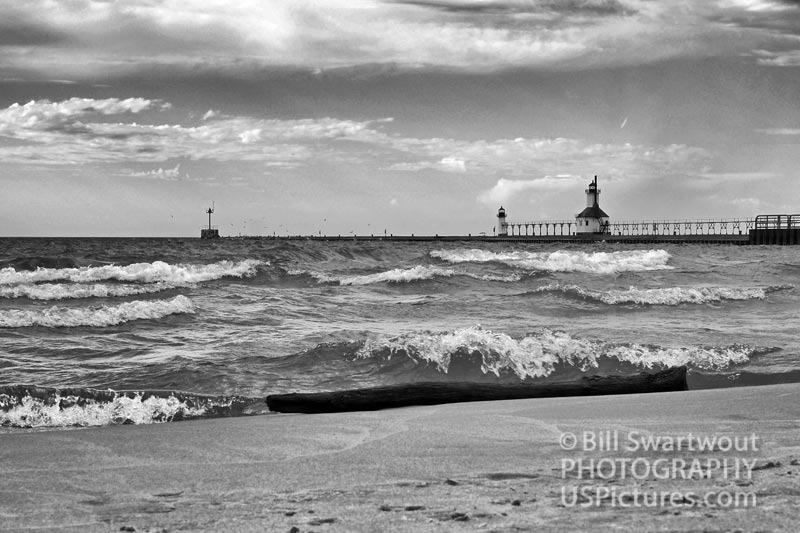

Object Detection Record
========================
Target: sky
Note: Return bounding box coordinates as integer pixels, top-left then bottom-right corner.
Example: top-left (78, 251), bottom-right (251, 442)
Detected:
top-left (1, 0), bottom-right (799, 237)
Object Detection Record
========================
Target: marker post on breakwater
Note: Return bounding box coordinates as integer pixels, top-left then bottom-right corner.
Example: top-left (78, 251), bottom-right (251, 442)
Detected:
top-left (200, 203), bottom-right (220, 239)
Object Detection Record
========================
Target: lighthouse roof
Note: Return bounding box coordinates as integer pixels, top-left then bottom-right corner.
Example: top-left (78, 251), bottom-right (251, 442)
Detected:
top-left (576, 205), bottom-right (609, 219)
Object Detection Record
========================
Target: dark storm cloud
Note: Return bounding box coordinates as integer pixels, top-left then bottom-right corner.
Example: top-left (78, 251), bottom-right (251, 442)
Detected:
top-left (392, 0), bottom-right (635, 17)
top-left (707, 0), bottom-right (800, 35)
top-left (2, 1), bottom-right (795, 77)
top-left (0, 19), bottom-right (71, 47)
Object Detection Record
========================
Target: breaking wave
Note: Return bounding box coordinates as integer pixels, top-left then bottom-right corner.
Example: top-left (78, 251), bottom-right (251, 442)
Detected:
top-left (431, 248), bottom-right (672, 274)
top-left (356, 326), bottom-right (764, 380)
top-left (0, 259), bottom-right (265, 285)
top-left (292, 265), bottom-right (455, 285)
top-left (0, 282), bottom-right (178, 300)
top-left (0, 295), bottom-right (194, 328)
top-left (532, 283), bottom-right (790, 305)
top-left (0, 385), bottom-right (262, 428)
top-left (470, 272), bottom-right (522, 282)
top-left (291, 265), bottom-right (520, 285)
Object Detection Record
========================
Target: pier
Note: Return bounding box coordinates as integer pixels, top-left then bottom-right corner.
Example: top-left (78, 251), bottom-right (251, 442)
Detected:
top-left (237, 214), bottom-right (800, 245)
top-left (483, 176), bottom-right (798, 245)
top-left (495, 217), bottom-right (755, 244)
top-left (503, 218), bottom-right (753, 238)
top-left (203, 172), bottom-right (798, 244)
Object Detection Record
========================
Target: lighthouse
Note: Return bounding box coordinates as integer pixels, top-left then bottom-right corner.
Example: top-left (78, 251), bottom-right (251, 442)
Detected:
top-left (575, 175), bottom-right (609, 234)
top-left (496, 206), bottom-right (508, 236)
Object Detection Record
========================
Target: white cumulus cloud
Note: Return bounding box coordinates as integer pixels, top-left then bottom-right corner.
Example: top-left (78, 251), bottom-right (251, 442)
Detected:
top-left (0, 97), bottom-right (160, 138)
top-left (478, 177), bottom-right (577, 206)
top-left (128, 163), bottom-right (183, 180)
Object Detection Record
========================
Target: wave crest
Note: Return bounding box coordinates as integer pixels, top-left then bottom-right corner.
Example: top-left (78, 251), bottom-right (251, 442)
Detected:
top-left (431, 249), bottom-right (672, 274)
top-left (0, 282), bottom-right (178, 300)
top-left (0, 259), bottom-right (265, 285)
top-left (291, 266), bottom-right (521, 285)
top-left (294, 265), bottom-right (456, 285)
top-left (356, 326), bottom-right (762, 380)
top-left (0, 295), bottom-right (194, 328)
top-left (0, 386), bottom-right (259, 427)
top-left (534, 283), bottom-right (788, 305)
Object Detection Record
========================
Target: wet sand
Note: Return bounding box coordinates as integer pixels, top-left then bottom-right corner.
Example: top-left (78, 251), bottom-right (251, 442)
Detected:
top-left (2, 384), bottom-right (799, 532)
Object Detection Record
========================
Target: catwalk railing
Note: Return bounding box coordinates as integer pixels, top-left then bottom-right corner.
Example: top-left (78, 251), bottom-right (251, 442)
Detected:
top-left (754, 214), bottom-right (800, 229)
top-left (504, 218), bottom-right (756, 237)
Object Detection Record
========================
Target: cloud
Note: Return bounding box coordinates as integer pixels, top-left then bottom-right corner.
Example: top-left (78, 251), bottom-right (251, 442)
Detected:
top-left (0, 98), bottom-right (711, 183)
top-left (387, 136), bottom-right (709, 179)
top-left (752, 49), bottom-right (800, 66)
top-left (0, 19), bottom-right (71, 47)
top-left (478, 176), bottom-right (578, 205)
top-left (696, 171), bottom-right (777, 182)
top-left (394, 0), bottom-right (634, 16)
top-left (0, 98), bottom-right (159, 137)
top-left (388, 156), bottom-right (467, 173)
top-left (239, 129), bottom-right (262, 144)
top-left (756, 127), bottom-right (800, 135)
top-left (0, 97), bottom-right (391, 166)
top-left (729, 197), bottom-right (763, 208)
top-left (127, 164), bottom-right (183, 180)
top-left (1, 0), bottom-right (797, 76)
top-left (439, 156), bottom-right (466, 172)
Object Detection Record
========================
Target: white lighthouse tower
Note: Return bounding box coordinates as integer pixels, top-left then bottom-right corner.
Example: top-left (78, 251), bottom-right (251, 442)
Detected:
top-left (575, 175), bottom-right (609, 234)
top-left (496, 206), bottom-right (508, 236)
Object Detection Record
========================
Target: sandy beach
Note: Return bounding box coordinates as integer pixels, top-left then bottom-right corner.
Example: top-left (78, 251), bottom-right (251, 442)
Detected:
top-left (2, 384), bottom-right (799, 532)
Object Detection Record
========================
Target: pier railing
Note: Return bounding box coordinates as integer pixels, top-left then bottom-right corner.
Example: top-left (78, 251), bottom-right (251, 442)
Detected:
top-left (504, 218), bottom-right (755, 237)
top-left (609, 218), bottom-right (754, 236)
top-left (755, 214), bottom-right (800, 230)
top-left (504, 220), bottom-right (575, 236)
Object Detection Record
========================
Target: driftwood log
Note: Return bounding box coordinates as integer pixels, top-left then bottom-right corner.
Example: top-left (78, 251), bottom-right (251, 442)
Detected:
top-left (266, 366), bottom-right (688, 414)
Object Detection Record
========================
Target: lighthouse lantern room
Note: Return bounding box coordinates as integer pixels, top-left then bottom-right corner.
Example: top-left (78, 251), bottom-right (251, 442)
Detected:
top-left (575, 175), bottom-right (609, 234)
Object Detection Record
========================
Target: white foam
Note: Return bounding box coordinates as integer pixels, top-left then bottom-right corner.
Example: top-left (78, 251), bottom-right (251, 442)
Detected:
top-left (0, 393), bottom-right (208, 427)
top-left (292, 266), bottom-right (519, 285)
top-left (0, 282), bottom-right (176, 300)
top-left (0, 259), bottom-right (265, 285)
top-left (465, 272), bottom-right (523, 282)
top-left (297, 265), bottom-right (456, 285)
top-left (0, 295), bottom-right (194, 328)
top-left (606, 343), bottom-right (754, 371)
top-left (431, 249), bottom-right (673, 274)
top-left (537, 283), bottom-right (776, 305)
top-left (358, 326), bottom-right (586, 379)
top-left (357, 326), bottom-right (756, 379)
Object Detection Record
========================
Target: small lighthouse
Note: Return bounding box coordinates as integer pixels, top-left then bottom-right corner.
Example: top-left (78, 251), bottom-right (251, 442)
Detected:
top-left (575, 175), bottom-right (609, 234)
top-left (496, 206), bottom-right (508, 236)
top-left (201, 204), bottom-right (220, 239)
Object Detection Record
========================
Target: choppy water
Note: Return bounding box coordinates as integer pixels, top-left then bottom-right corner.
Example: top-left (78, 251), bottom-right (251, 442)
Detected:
top-left (1, 237), bottom-right (798, 428)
